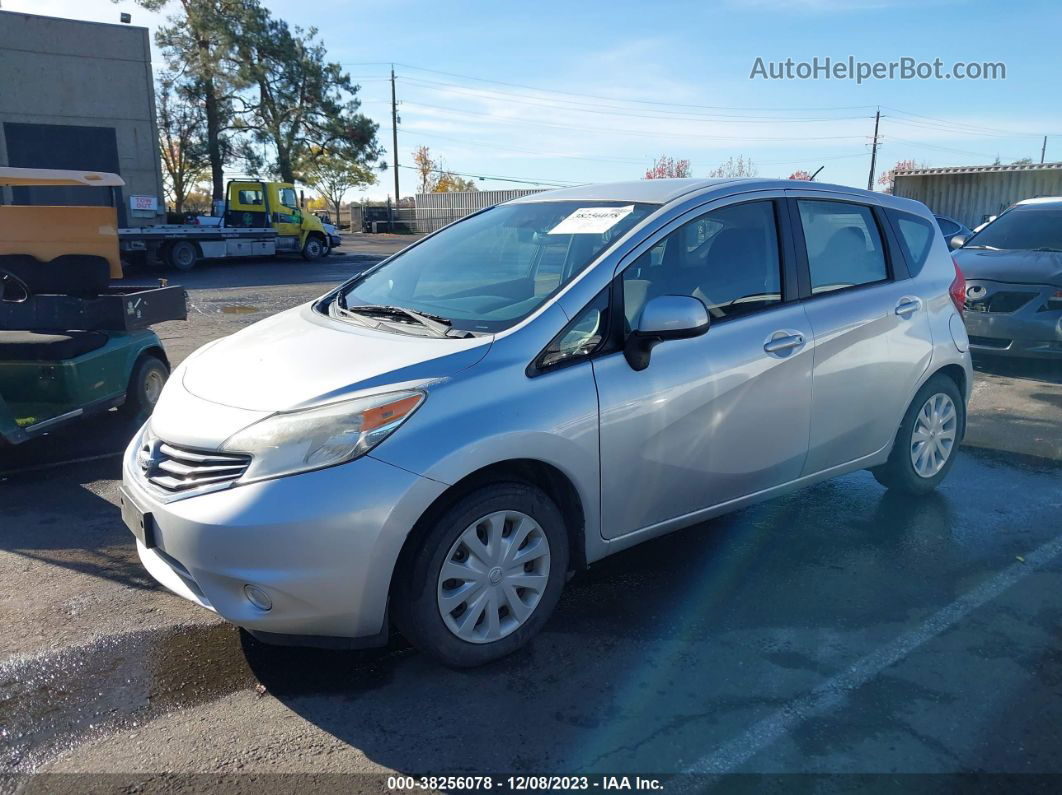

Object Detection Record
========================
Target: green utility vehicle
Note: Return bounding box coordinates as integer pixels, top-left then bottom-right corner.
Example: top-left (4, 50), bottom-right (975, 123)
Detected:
top-left (0, 167), bottom-right (186, 445)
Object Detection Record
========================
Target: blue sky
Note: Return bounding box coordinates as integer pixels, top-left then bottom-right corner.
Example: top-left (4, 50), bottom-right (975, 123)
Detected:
top-left (8, 0), bottom-right (1062, 201)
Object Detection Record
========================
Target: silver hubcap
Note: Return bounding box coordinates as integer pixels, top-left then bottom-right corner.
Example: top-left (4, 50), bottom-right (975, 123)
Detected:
top-left (144, 370), bottom-right (165, 405)
top-left (437, 510), bottom-right (550, 644)
top-left (910, 392), bottom-right (957, 478)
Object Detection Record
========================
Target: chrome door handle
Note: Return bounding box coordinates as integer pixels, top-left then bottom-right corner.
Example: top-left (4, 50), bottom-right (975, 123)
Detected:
top-left (895, 296), bottom-right (922, 317)
top-left (763, 332), bottom-right (806, 354)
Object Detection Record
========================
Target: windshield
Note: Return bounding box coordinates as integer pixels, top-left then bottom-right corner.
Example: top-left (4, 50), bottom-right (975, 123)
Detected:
top-left (338, 201), bottom-right (657, 332)
top-left (964, 206), bottom-right (1062, 251)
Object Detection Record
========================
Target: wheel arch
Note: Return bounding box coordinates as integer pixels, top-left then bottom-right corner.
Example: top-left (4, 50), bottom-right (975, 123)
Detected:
top-left (390, 458), bottom-right (588, 604)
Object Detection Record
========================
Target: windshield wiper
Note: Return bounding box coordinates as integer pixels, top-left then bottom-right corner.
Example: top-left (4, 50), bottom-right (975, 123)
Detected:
top-left (332, 299), bottom-right (451, 338)
top-left (962, 244), bottom-right (1001, 250)
top-left (1031, 246), bottom-right (1062, 252)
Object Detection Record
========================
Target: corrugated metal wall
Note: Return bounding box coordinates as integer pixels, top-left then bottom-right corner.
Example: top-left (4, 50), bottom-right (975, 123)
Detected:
top-left (415, 189), bottom-right (544, 232)
top-left (893, 166), bottom-right (1062, 228)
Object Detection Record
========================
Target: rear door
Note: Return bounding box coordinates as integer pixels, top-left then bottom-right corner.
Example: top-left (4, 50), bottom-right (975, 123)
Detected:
top-left (593, 194), bottom-right (814, 539)
top-left (787, 191), bottom-right (934, 475)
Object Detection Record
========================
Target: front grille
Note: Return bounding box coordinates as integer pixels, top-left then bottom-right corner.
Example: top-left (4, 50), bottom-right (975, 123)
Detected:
top-left (966, 291), bottom-right (1037, 314)
top-left (139, 439), bottom-right (250, 493)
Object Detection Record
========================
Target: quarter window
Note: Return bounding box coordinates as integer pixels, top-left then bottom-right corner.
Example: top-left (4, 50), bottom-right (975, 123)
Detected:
top-left (797, 200), bottom-right (888, 293)
top-left (896, 213), bottom-right (936, 276)
top-left (622, 201), bottom-right (783, 327)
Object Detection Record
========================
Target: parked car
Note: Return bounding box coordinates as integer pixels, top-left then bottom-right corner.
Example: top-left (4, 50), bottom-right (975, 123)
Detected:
top-left (934, 214), bottom-right (973, 249)
top-left (952, 197), bottom-right (1062, 358)
top-left (122, 179), bottom-right (972, 666)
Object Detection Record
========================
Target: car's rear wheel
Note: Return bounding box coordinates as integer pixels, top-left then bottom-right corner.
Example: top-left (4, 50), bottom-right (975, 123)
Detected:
top-left (873, 374), bottom-right (964, 494)
top-left (393, 482), bottom-right (569, 667)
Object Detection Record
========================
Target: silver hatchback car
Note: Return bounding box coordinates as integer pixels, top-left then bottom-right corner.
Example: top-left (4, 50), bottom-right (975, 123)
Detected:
top-left (122, 179), bottom-right (973, 666)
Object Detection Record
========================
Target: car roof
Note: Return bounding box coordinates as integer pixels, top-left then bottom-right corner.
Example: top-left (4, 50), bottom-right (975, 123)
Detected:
top-left (507, 178), bottom-right (743, 205)
top-left (1013, 196), bottom-right (1062, 207)
top-left (507, 178), bottom-right (925, 212)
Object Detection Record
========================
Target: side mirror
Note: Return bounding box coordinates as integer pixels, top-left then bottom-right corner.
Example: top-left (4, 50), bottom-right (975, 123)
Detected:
top-left (949, 233), bottom-right (969, 250)
top-left (624, 295), bottom-right (710, 371)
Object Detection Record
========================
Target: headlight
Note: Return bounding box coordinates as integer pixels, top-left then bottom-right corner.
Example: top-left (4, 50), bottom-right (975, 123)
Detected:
top-left (221, 390), bottom-right (424, 482)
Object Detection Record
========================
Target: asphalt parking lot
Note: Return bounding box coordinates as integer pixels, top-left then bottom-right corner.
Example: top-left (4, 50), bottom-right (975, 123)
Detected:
top-left (1, 235), bottom-right (1060, 785)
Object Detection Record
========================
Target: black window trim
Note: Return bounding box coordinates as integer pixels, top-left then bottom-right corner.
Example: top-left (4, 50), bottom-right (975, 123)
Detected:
top-left (786, 196), bottom-right (904, 301)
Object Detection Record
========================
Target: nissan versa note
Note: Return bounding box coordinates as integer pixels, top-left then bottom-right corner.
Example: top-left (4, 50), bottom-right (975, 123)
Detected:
top-left (122, 179), bottom-right (973, 667)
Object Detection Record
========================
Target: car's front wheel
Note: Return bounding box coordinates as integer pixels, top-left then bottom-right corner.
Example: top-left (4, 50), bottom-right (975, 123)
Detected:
top-left (873, 374), bottom-right (964, 494)
top-left (394, 482), bottom-right (569, 667)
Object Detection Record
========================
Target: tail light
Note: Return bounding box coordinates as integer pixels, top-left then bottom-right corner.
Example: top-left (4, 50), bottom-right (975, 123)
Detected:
top-left (950, 258), bottom-right (966, 317)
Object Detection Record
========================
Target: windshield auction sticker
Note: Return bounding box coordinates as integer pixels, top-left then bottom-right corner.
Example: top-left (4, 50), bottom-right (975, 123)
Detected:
top-left (548, 205), bottom-right (635, 235)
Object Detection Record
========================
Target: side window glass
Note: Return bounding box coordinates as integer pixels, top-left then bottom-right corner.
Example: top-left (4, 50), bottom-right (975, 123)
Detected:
top-left (535, 289), bottom-right (609, 371)
top-left (280, 188), bottom-right (299, 209)
top-left (797, 200), bottom-right (888, 293)
top-left (622, 201), bottom-right (782, 328)
top-left (936, 217), bottom-right (959, 237)
top-left (896, 213), bottom-right (936, 276)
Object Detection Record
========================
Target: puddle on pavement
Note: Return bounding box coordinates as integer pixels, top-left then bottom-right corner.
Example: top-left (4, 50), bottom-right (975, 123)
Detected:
top-left (0, 623), bottom-right (403, 773)
top-left (220, 304), bottom-right (259, 314)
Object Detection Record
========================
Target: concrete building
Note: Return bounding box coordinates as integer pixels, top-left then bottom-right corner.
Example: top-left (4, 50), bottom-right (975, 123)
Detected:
top-left (893, 162), bottom-right (1062, 229)
top-left (0, 10), bottom-right (164, 226)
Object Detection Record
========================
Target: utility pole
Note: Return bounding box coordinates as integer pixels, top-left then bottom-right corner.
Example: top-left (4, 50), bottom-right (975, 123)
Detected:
top-left (1041, 136), bottom-right (1048, 164)
top-left (391, 65), bottom-right (400, 217)
top-left (867, 108), bottom-right (881, 191)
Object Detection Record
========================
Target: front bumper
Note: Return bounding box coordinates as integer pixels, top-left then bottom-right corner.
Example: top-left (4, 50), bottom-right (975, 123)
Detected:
top-left (964, 279), bottom-right (1062, 359)
top-left (122, 434), bottom-right (446, 642)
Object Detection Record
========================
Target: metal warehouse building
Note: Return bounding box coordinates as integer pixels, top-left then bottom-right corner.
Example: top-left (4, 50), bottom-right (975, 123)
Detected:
top-left (415, 188), bottom-right (544, 233)
top-left (893, 162), bottom-right (1062, 229)
top-left (0, 10), bottom-right (164, 226)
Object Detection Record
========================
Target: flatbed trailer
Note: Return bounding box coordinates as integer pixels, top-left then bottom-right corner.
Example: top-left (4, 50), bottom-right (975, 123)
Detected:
top-left (118, 224), bottom-right (284, 269)
top-left (117, 179), bottom-right (332, 270)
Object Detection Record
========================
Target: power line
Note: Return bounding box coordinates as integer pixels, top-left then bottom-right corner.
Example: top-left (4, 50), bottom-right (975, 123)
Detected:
top-left (397, 75), bottom-right (872, 123)
top-left (401, 100), bottom-right (868, 142)
top-left (388, 63), bottom-right (880, 113)
top-left (398, 164), bottom-right (577, 188)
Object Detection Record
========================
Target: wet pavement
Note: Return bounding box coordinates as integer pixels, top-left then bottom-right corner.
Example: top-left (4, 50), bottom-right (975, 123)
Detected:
top-left (1, 241), bottom-right (1060, 782)
top-left (2, 448), bottom-right (1060, 777)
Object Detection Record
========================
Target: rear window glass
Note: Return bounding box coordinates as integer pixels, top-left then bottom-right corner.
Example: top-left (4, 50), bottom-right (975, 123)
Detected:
top-left (895, 213), bottom-right (936, 276)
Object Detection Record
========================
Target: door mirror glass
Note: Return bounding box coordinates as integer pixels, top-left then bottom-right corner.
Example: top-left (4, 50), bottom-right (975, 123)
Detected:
top-left (625, 295), bottom-right (709, 371)
top-left (949, 233), bottom-right (969, 250)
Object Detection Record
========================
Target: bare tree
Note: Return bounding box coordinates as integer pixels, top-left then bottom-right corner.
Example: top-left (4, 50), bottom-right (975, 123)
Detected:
top-left (787, 170), bottom-right (813, 181)
top-left (644, 155), bottom-right (691, 179)
top-left (708, 155), bottom-right (758, 178)
top-left (156, 72), bottom-right (210, 215)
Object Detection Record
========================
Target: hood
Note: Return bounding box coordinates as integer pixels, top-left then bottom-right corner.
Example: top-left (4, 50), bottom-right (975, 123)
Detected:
top-left (181, 303), bottom-right (492, 412)
top-left (954, 248), bottom-right (1062, 287)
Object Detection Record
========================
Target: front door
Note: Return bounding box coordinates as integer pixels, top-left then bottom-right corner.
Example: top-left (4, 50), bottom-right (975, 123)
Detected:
top-left (594, 198), bottom-right (814, 540)
top-left (272, 185), bottom-right (303, 250)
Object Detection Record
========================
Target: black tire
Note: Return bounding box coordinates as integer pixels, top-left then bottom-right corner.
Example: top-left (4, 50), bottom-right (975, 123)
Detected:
top-left (872, 374), bottom-right (964, 494)
top-left (119, 355), bottom-right (169, 419)
top-left (393, 482), bottom-right (570, 668)
top-left (301, 235), bottom-right (325, 261)
top-left (166, 240), bottom-right (199, 271)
